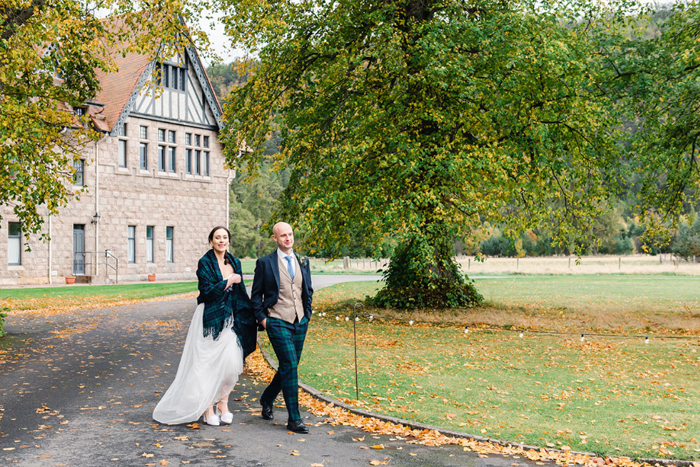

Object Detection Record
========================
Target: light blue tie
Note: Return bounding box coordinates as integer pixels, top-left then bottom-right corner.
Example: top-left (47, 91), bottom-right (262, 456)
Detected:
top-left (285, 256), bottom-right (295, 280)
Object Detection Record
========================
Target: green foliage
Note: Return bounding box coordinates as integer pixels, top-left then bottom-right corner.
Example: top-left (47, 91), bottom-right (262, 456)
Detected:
top-left (228, 161), bottom-right (288, 257)
top-left (613, 2), bottom-right (700, 224)
top-left (207, 62), bottom-right (249, 102)
top-left (220, 0), bottom-right (631, 306)
top-left (0, 307), bottom-right (8, 338)
top-left (672, 216), bottom-right (700, 261)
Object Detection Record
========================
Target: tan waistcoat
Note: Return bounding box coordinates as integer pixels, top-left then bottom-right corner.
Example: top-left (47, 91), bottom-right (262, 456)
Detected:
top-left (268, 254), bottom-right (304, 324)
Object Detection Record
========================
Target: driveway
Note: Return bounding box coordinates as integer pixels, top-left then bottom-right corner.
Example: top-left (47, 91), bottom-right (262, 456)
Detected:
top-left (0, 278), bottom-right (551, 466)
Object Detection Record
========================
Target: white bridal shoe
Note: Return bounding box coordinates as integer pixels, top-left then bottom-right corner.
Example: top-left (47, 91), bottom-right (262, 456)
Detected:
top-left (203, 411), bottom-right (220, 426)
top-left (216, 402), bottom-right (233, 424)
top-left (219, 411), bottom-right (233, 424)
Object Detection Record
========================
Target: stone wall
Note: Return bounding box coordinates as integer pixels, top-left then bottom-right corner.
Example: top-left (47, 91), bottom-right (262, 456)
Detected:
top-left (0, 115), bottom-right (230, 286)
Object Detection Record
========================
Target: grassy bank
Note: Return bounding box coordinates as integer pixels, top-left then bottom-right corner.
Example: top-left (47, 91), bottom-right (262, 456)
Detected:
top-left (0, 282), bottom-right (199, 315)
top-left (268, 277), bottom-right (700, 461)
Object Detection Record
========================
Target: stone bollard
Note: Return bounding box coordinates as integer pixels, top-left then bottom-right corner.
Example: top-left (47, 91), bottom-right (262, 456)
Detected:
top-left (343, 256), bottom-right (350, 269)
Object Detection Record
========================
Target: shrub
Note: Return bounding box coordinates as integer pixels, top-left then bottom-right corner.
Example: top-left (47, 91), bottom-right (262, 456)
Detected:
top-left (369, 236), bottom-right (483, 310)
top-left (0, 307), bottom-right (8, 338)
top-left (672, 217), bottom-right (700, 261)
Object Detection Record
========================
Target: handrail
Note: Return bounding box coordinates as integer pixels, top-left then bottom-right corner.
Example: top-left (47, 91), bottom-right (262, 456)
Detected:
top-left (74, 250), bottom-right (119, 283)
top-left (105, 250), bottom-right (118, 284)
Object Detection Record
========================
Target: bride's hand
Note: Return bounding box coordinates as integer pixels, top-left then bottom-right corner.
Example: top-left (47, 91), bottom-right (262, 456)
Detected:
top-left (226, 274), bottom-right (241, 288)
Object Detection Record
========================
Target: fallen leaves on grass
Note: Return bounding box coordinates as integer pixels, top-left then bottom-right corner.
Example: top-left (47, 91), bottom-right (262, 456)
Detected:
top-left (245, 349), bottom-right (689, 467)
top-left (0, 292), bottom-right (198, 318)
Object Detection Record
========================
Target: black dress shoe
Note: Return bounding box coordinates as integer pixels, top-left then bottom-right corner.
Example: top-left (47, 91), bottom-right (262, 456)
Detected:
top-left (260, 401), bottom-right (274, 420)
top-left (286, 420), bottom-right (309, 434)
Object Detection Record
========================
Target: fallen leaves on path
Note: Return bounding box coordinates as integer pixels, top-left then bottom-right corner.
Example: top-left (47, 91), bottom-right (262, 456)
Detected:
top-left (0, 292), bottom-right (198, 318)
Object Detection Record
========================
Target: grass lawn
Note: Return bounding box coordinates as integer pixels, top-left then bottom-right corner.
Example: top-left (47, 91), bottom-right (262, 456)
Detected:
top-left (262, 277), bottom-right (700, 461)
top-left (0, 281), bottom-right (200, 314)
top-left (474, 274), bottom-right (700, 315)
top-left (0, 281), bottom-right (199, 301)
top-left (0, 280), bottom-right (260, 315)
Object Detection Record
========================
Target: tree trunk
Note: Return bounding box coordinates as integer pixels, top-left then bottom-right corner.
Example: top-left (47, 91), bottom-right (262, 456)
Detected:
top-left (372, 223), bottom-right (483, 309)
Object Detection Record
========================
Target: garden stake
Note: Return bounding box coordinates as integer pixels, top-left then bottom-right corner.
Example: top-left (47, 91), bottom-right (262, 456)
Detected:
top-left (352, 302), bottom-right (365, 401)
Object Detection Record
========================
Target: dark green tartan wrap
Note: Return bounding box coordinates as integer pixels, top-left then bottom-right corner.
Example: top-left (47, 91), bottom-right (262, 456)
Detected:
top-left (196, 249), bottom-right (257, 357)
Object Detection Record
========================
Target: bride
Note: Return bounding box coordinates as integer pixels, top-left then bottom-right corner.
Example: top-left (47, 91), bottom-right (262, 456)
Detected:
top-left (153, 226), bottom-right (251, 426)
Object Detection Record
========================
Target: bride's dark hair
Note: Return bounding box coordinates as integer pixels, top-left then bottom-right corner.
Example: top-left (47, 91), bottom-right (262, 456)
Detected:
top-left (208, 226), bottom-right (233, 265)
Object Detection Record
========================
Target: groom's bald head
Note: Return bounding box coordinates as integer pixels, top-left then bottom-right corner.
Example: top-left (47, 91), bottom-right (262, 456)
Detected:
top-left (272, 222), bottom-right (294, 253)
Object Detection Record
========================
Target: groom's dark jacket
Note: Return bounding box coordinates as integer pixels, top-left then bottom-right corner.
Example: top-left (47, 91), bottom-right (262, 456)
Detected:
top-left (250, 250), bottom-right (313, 325)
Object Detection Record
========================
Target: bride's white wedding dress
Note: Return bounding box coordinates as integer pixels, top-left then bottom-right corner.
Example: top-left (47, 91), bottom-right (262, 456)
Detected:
top-left (153, 303), bottom-right (244, 424)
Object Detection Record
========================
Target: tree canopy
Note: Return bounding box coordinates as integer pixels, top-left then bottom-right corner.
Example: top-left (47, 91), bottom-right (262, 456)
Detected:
top-left (618, 2), bottom-right (700, 222)
top-left (0, 0), bottom-right (214, 239)
top-left (220, 0), bottom-right (638, 307)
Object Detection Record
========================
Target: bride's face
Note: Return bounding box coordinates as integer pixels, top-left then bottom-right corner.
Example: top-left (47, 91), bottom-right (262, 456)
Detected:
top-left (210, 229), bottom-right (230, 254)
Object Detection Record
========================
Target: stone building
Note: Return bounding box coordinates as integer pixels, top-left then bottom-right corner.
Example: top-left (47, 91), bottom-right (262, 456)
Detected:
top-left (0, 45), bottom-right (231, 286)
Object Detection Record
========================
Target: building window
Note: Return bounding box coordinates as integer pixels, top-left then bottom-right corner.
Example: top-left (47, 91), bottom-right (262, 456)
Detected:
top-left (158, 129), bottom-right (165, 142)
top-left (146, 226), bottom-right (154, 263)
top-left (203, 136), bottom-right (209, 148)
top-left (140, 143), bottom-right (148, 170)
top-left (118, 140), bottom-right (127, 168)
top-left (118, 123), bottom-right (127, 137)
top-left (8, 222), bottom-right (21, 266)
top-left (185, 133), bottom-right (191, 146)
top-left (195, 134), bottom-right (201, 147)
top-left (163, 64), bottom-right (169, 88)
top-left (73, 159), bottom-right (84, 186)
top-left (168, 147), bottom-right (176, 173)
top-left (195, 150), bottom-right (201, 175)
top-left (168, 130), bottom-right (176, 144)
top-left (203, 152), bottom-right (209, 176)
top-left (166, 227), bottom-right (174, 263)
top-left (128, 226), bottom-right (136, 263)
top-left (158, 145), bottom-right (166, 172)
top-left (139, 125), bottom-right (148, 140)
top-left (186, 148), bottom-right (192, 174)
top-left (160, 63), bottom-right (185, 91)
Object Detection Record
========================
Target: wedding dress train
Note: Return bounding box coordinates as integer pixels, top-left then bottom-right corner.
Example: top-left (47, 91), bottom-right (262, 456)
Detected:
top-left (153, 303), bottom-right (244, 425)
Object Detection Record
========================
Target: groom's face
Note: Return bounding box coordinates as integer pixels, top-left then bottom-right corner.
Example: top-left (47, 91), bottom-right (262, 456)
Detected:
top-left (273, 223), bottom-right (294, 252)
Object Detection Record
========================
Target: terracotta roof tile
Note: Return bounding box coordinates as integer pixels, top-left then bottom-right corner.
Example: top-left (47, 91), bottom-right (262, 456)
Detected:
top-left (95, 50), bottom-right (149, 132)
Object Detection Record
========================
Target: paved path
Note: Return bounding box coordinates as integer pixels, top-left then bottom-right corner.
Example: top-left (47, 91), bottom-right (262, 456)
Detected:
top-left (0, 278), bottom-right (551, 466)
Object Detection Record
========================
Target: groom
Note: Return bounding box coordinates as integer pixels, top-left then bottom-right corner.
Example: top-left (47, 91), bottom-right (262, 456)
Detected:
top-left (251, 222), bottom-right (313, 434)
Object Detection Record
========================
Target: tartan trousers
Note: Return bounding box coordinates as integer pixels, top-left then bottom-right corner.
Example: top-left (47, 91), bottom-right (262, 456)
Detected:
top-left (261, 316), bottom-right (309, 422)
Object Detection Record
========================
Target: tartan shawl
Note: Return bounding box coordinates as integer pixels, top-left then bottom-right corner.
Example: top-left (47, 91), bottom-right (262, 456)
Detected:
top-left (196, 249), bottom-right (252, 342)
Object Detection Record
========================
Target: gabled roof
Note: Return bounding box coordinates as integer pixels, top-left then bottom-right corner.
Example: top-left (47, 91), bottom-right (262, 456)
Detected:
top-left (94, 50), bottom-right (150, 131)
top-left (86, 15), bottom-right (223, 134)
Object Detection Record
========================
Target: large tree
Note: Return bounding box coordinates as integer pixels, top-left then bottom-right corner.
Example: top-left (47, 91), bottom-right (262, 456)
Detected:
top-left (219, 0), bottom-right (632, 308)
top-left (0, 0), bottom-right (214, 239)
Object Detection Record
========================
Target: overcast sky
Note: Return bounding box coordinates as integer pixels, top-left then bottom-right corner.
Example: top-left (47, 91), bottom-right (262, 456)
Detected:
top-left (197, 14), bottom-right (245, 66)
